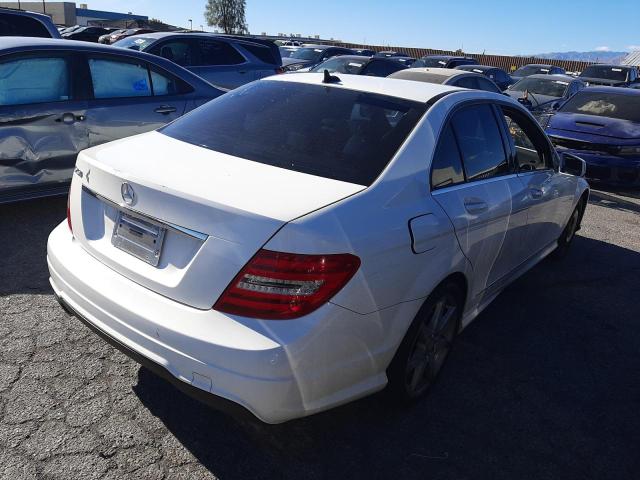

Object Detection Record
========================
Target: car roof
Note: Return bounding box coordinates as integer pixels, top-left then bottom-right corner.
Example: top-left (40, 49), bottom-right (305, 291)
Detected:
top-left (0, 7), bottom-right (51, 20)
top-left (518, 63), bottom-right (556, 68)
top-left (422, 55), bottom-right (474, 60)
top-left (457, 64), bottom-right (500, 72)
top-left (395, 67), bottom-right (469, 79)
top-left (523, 73), bottom-right (578, 82)
top-left (267, 71), bottom-right (468, 103)
top-left (584, 63), bottom-right (632, 68)
top-left (0, 36), bottom-right (135, 52)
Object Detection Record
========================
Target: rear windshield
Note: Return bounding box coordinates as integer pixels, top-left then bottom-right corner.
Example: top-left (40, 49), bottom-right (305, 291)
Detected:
top-left (310, 57), bottom-right (366, 74)
top-left (514, 66), bottom-right (551, 77)
top-left (160, 80), bottom-right (426, 186)
top-left (414, 57), bottom-right (450, 68)
top-left (114, 36), bottom-right (155, 51)
top-left (580, 66), bottom-right (628, 81)
top-left (560, 91), bottom-right (640, 122)
top-left (290, 47), bottom-right (324, 62)
top-left (0, 14), bottom-right (51, 38)
top-left (511, 77), bottom-right (568, 97)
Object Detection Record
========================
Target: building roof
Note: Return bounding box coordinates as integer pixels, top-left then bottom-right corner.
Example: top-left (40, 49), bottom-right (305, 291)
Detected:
top-left (76, 7), bottom-right (147, 21)
top-left (621, 50), bottom-right (640, 66)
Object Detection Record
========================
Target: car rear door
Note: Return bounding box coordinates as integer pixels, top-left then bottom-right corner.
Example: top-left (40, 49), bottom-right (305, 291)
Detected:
top-left (498, 105), bottom-right (574, 254)
top-left (0, 52), bottom-right (88, 200)
top-left (167, 37), bottom-right (250, 89)
top-left (430, 103), bottom-right (529, 300)
top-left (81, 53), bottom-right (188, 147)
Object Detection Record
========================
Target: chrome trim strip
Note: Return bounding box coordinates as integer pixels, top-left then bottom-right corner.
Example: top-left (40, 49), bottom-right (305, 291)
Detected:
top-left (82, 186), bottom-right (209, 241)
top-left (431, 173), bottom-right (519, 195)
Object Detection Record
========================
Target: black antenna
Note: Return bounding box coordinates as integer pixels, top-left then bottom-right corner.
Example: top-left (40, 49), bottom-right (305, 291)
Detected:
top-left (322, 69), bottom-right (341, 84)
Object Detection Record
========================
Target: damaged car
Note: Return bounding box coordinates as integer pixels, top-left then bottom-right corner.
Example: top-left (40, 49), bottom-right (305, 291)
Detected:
top-left (0, 38), bottom-right (224, 203)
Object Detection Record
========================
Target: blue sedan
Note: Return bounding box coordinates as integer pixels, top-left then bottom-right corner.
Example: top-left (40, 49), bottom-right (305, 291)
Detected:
top-left (0, 37), bottom-right (224, 203)
top-left (545, 87), bottom-right (640, 187)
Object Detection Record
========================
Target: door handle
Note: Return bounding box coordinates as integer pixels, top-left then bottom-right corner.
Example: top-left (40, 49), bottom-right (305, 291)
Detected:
top-left (154, 105), bottom-right (177, 114)
top-left (463, 198), bottom-right (488, 214)
top-left (55, 112), bottom-right (85, 124)
top-left (530, 188), bottom-right (544, 199)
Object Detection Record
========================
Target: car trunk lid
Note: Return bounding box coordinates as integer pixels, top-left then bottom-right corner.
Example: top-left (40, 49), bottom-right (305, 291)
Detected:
top-left (71, 131), bottom-right (364, 309)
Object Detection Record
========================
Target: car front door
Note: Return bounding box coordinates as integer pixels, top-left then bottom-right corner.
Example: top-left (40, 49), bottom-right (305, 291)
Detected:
top-left (82, 54), bottom-right (187, 147)
top-left (0, 52), bottom-right (88, 200)
top-left (498, 105), bottom-right (575, 254)
top-left (430, 103), bottom-right (528, 300)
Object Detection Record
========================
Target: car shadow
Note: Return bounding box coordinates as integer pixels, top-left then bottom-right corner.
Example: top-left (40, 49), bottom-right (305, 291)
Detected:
top-left (0, 196), bottom-right (67, 296)
top-left (133, 234), bottom-right (640, 480)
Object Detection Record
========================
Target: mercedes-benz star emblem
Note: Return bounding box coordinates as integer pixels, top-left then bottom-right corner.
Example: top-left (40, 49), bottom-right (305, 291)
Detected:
top-left (121, 182), bottom-right (135, 206)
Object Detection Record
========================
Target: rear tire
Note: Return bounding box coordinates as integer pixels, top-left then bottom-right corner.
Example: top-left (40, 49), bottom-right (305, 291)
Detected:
top-left (387, 281), bottom-right (463, 402)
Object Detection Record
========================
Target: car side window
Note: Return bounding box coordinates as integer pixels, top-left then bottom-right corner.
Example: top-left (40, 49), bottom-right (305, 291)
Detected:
top-left (454, 76), bottom-right (478, 90)
top-left (154, 41), bottom-right (193, 67)
top-left (89, 58), bottom-right (152, 99)
top-left (500, 106), bottom-right (551, 171)
top-left (451, 104), bottom-right (509, 181)
top-left (361, 61), bottom-right (400, 77)
top-left (476, 77), bottom-right (500, 93)
top-left (0, 56), bottom-right (70, 106)
top-left (431, 124), bottom-right (465, 189)
top-left (196, 39), bottom-right (245, 66)
top-left (0, 15), bottom-right (51, 38)
top-left (150, 67), bottom-right (191, 96)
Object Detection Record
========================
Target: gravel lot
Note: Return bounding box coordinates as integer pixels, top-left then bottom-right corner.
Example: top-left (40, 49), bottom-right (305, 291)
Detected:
top-left (1, 190), bottom-right (639, 480)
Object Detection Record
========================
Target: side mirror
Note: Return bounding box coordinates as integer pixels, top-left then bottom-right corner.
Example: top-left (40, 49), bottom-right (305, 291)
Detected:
top-left (559, 152), bottom-right (586, 177)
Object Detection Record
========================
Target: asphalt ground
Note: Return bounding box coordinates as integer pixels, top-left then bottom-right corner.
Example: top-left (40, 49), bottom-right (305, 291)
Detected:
top-left (0, 189), bottom-right (639, 480)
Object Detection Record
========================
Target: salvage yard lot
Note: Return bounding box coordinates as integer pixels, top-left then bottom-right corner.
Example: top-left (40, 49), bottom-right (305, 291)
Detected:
top-left (1, 192), bottom-right (639, 480)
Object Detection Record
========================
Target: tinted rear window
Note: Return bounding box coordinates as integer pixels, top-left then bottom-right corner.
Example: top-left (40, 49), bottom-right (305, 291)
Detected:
top-left (160, 80), bottom-right (426, 186)
top-left (560, 91), bottom-right (640, 122)
top-left (0, 14), bottom-right (51, 38)
top-left (580, 66), bottom-right (628, 81)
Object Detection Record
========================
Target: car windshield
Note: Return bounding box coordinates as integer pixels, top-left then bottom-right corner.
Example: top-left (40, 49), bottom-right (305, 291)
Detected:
top-left (160, 80), bottom-right (426, 186)
top-left (510, 77), bottom-right (568, 97)
top-left (279, 47), bottom-right (298, 58)
top-left (114, 36), bottom-right (155, 51)
top-left (560, 91), bottom-right (640, 122)
top-left (290, 47), bottom-right (324, 62)
top-left (309, 57), bottom-right (365, 74)
top-left (414, 57), bottom-right (450, 68)
top-left (513, 66), bottom-right (551, 77)
top-left (580, 66), bottom-right (628, 81)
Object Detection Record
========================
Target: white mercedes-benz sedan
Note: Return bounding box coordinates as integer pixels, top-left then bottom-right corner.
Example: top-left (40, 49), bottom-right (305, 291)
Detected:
top-left (47, 73), bottom-right (589, 423)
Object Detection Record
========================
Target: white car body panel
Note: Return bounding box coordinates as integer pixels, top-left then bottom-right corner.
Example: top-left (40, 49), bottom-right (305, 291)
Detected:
top-left (48, 74), bottom-right (589, 422)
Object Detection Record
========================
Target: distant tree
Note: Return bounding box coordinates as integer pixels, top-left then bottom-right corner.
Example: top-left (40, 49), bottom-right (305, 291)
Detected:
top-left (204, 0), bottom-right (248, 34)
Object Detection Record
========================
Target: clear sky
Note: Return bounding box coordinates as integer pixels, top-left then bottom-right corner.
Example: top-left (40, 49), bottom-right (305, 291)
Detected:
top-left (80, 0), bottom-right (640, 55)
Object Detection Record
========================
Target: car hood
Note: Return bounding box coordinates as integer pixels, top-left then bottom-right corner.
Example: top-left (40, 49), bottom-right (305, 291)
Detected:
top-left (548, 112), bottom-right (640, 140)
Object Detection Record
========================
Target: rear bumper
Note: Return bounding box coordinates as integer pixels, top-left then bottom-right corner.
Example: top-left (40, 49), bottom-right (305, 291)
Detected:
top-left (47, 222), bottom-right (389, 423)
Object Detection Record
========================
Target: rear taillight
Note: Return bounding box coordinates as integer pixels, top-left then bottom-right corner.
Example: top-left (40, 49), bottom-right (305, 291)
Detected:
top-left (66, 193), bottom-right (73, 233)
top-left (214, 249), bottom-right (361, 320)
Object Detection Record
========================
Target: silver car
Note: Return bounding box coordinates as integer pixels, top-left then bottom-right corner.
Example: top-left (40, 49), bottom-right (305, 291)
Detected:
top-left (114, 33), bottom-right (283, 90)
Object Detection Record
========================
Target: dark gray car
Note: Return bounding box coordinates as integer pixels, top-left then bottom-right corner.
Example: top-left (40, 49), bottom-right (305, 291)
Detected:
top-left (506, 74), bottom-right (585, 111)
top-left (0, 37), bottom-right (224, 203)
top-left (114, 32), bottom-right (282, 89)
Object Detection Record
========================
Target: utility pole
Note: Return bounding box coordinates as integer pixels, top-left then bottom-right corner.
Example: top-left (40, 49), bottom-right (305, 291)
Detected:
top-left (188, 19), bottom-right (193, 31)
top-left (42, 0), bottom-right (46, 14)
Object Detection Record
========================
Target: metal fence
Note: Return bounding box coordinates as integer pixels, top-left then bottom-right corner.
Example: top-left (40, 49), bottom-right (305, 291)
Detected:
top-left (334, 42), bottom-right (594, 73)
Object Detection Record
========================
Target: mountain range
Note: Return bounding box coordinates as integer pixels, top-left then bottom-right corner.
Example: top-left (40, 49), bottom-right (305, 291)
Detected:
top-left (527, 51), bottom-right (629, 64)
